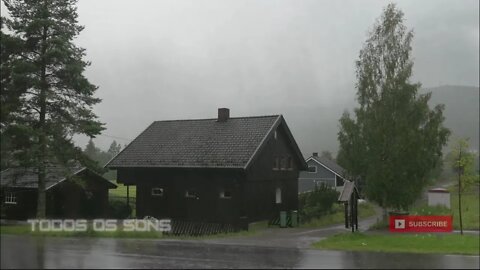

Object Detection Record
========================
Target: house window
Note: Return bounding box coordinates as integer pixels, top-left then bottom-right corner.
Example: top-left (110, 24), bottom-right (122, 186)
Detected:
top-left (315, 180), bottom-right (328, 188)
top-left (274, 130), bottom-right (278, 140)
top-left (287, 156), bottom-right (293, 170)
top-left (273, 157), bottom-right (279, 170)
top-left (308, 166), bottom-right (317, 173)
top-left (185, 190), bottom-right (199, 199)
top-left (220, 190), bottom-right (232, 199)
top-left (280, 157), bottom-right (287, 170)
top-left (275, 188), bottom-right (282, 204)
top-left (4, 192), bottom-right (16, 204)
top-left (151, 188), bottom-right (164, 196)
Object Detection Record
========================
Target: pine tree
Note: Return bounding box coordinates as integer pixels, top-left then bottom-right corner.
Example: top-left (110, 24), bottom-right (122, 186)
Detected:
top-left (337, 4), bottom-right (450, 214)
top-left (2, 0), bottom-right (104, 218)
top-left (107, 140), bottom-right (121, 158)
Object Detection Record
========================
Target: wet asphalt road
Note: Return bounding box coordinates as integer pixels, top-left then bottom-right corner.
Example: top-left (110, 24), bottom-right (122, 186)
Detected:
top-left (1, 235), bottom-right (479, 269)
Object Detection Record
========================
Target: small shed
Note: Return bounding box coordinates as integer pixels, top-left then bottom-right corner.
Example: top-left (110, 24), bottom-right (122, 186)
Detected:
top-left (0, 166), bottom-right (117, 220)
top-left (427, 188), bottom-right (451, 209)
top-left (338, 180), bottom-right (359, 232)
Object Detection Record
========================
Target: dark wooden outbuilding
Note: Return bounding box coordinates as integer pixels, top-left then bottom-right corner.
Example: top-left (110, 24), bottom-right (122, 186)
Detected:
top-left (338, 180), bottom-right (360, 232)
top-left (0, 166), bottom-right (117, 220)
top-left (106, 108), bottom-right (308, 227)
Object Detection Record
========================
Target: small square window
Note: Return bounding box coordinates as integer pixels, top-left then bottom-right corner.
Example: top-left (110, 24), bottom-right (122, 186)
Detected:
top-left (273, 157), bottom-right (279, 170)
top-left (4, 192), bottom-right (16, 204)
top-left (287, 156), bottom-right (293, 170)
top-left (280, 157), bottom-right (287, 170)
top-left (151, 188), bottom-right (164, 196)
top-left (308, 166), bottom-right (317, 173)
top-left (185, 190), bottom-right (198, 199)
top-left (220, 190), bottom-right (232, 199)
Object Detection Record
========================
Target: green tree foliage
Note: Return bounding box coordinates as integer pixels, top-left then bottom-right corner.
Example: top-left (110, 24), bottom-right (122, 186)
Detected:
top-left (107, 140), bottom-right (122, 157)
top-left (84, 139), bottom-right (121, 180)
top-left (1, 0), bottom-right (104, 217)
top-left (336, 4), bottom-right (450, 212)
top-left (450, 139), bottom-right (479, 190)
top-left (299, 184), bottom-right (339, 222)
top-left (449, 138), bottom-right (479, 234)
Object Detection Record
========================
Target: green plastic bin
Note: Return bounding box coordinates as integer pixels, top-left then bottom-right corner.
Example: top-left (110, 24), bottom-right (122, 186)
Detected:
top-left (280, 211), bottom-right (287, 228)
top-left (291, 210), bottom-right (298, 227)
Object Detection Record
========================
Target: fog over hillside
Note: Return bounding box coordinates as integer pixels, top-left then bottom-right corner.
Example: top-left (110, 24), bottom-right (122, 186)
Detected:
top-left (10, 1), bottom-right (473, 158)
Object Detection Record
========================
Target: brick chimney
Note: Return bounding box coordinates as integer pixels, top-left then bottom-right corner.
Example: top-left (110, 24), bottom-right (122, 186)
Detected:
top-left (217, 108), bottom-right (230, 122)
top-left (312, 152), bottom-right (318, 157)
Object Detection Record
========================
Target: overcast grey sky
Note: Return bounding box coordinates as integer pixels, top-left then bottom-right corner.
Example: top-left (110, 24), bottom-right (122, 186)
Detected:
top-left (2, 0), bottom-right (479, 156)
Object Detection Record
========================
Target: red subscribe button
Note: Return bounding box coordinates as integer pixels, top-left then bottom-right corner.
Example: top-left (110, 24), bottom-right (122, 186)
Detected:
top-left (389, 215), bottom-right (453, 232)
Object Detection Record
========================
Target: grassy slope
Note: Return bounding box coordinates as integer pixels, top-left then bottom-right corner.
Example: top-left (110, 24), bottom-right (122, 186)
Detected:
top-left (0, 220), bottom-right (269, 240)
top-left (411, 184), bottom-right (479, 230)
top-left (109, 181), bottom-right (137, 198)
top-left (312, 232), bottom-right (480, 255)
top-left (300, 202), bottom-right (376, 228)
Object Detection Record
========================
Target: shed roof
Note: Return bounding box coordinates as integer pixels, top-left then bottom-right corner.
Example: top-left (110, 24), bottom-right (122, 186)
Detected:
top-left (428, 188), bottom-right (450, 193)
top-left (0, 166), bottom-right (117, 190)
top-left (338, 180), bottom-right (359, 202)
top-left (106, 114), bottom-right (307, 170)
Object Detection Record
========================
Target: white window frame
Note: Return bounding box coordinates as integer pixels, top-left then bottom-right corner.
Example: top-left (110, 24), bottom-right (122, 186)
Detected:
top-left (151, 187), bottom-right (164, 197)
top-left (275, 188), bottom-right (282, 204)
top-left (4, 192), bottom-right (16, 204)
top-left (185, 190), bottom-right (198, 199)
top-left (315, 180), bottom-right (328, 188)
top-left (280, 157), bottom-right (287, 170)
top-left (273, 157), bottom-right (279, 171)
top-left (308, 166), bottom-right (317, 173)
top-left (287, 156), bottom-right (293, 171)
top-left (219, 190), bottom-right (232, 199)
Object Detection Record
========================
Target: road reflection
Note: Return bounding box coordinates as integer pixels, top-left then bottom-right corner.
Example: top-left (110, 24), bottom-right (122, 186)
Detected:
top-left (1, 235), bottom-right (478, 269)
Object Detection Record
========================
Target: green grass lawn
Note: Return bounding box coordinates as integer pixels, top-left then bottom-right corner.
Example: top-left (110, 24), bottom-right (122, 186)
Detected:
top-left (300, 202), bottom-right (376, 228)
top-left (0, 224), bottom-right (164, 239)
top-left (312, 232), bottom-right (480, 255)
top-left (109, 181), bottom-right (136, 198)
top-left (449, 185), bottom-right (479, 230)
top-left (370, 184), bottom-right (479, 231)
top-left (0, 220), bottom-right (269, 240)
top-left (410, 184), bottom-right (479, 230)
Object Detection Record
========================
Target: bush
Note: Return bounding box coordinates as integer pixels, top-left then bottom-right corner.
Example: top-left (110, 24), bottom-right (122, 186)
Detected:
top-left (299, 184), bottom-right (339, 223)
top-left (109, 200), bottom-right (132, 219)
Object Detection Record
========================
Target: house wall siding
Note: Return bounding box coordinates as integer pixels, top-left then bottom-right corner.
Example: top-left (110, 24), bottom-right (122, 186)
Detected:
top-left (116, 121), bottom-right (302, 225)
top-left (245, 122), bottom-right (300, 221)
top-left (298, 159), bottom-right (337, 193)
top-left (121, 168), bottom-right (244, 224)
top-left (0, 175), bottom-right (112, 220)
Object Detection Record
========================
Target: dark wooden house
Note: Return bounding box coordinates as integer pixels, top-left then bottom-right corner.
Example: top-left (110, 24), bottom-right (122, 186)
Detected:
top-left (106, 108), bottom-right (307, 226)
top-left (0, 166), bottom-right (117, 220)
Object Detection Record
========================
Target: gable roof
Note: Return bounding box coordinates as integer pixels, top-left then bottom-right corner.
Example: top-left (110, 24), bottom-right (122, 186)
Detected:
top-left (338, 180), bottom-right (359, 202)
top-left (106, 115), bottom-right (307, 170)
top-left (0, 166), bottom-right (117, 190)
top-left (307, 156), bottom-right (347, 179)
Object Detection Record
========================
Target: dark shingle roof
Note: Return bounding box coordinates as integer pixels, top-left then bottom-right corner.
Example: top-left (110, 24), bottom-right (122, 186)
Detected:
top-left (107, 115), bottom-right (285, 169)
top-left (311, 156), bottom-right (347, 178)
top-left (0, 166), bottom-right (116, 190)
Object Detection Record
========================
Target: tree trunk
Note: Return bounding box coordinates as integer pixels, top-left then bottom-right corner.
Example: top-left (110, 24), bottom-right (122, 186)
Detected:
top-left (36, 18), bottom-right (48, 219)
top-left (458, 148), bottom-right (463, 235)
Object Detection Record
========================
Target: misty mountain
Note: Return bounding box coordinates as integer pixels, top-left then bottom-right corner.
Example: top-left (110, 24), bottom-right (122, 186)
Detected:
top-left (296, 84), bottom-right (479, 158)
top-left (421, 85), bottom-right (479, 151)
